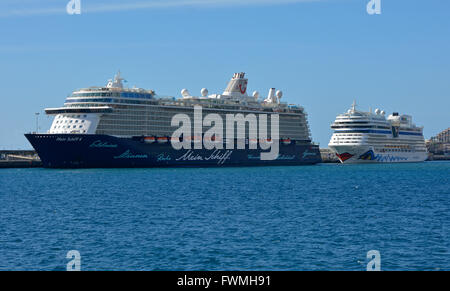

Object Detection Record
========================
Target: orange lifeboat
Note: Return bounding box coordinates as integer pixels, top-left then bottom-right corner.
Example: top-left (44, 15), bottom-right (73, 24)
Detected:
top-left (259, 138), bottom-right (273, 144)
top-left (249, 138), bottom-right (259, 145)
top-left (192, 136), bottom-right (202, 144)
top-left (281, 138), bottom-right (291, 145)
top-left (157, 137), bottom-right (169, 143)
top-left (144, 136), bottom-right (156, 144)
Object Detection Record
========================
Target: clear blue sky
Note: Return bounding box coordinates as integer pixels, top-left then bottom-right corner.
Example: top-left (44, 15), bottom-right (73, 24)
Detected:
top-left (0, 0), bottom-right (449, 149)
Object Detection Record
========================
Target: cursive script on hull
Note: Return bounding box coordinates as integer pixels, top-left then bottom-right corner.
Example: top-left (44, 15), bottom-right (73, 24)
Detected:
top-left (114, 150), bottom-right (148, 159)
top-left (302, 149), bottom-right (318, 159)
top-left (176, 149), bottom-right (233, 165)
top-left (89, 140), bottom-right (118, 148)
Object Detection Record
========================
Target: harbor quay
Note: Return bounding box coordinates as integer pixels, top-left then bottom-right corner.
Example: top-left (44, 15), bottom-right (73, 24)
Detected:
top-left (0, 150), bottom-right (42, 168)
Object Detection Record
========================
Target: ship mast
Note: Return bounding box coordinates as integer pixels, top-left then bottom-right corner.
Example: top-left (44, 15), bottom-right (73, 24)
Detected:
top-left (351, 100), bottom-right (357, 112)
top-left (106, 71), bottom-right (125, 89)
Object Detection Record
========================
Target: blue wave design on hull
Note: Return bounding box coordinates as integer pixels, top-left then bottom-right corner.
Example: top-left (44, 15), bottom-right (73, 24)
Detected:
top-left (359, 150), bottom-right (409, 162)
top-left (375, 154), bottom-right (408, 162)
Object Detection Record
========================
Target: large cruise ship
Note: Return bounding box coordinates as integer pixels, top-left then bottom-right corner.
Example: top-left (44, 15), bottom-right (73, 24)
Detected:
top-left (328, 102), bottom-right (428, 163)
top-left (25, 72), bottom-right (321, 168)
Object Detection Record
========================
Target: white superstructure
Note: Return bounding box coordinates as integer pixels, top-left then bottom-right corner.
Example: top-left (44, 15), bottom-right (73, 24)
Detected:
top-left (46, 72), bottom-right (314, 143)
top-left (328, 101), bottom-right (427, 163)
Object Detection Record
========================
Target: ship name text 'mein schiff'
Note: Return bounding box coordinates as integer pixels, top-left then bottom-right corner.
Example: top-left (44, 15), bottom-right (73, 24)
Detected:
top-left (25, 72), bottom-right (321, 168)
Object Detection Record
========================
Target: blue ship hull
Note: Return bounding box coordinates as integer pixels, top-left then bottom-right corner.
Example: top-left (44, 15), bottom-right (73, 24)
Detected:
top-left (25, 134), bottom-right (321, 168)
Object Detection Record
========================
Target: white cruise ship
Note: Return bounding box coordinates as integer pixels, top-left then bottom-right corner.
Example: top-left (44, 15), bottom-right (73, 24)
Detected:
top-left (328, 102), bottom-right (428, 163)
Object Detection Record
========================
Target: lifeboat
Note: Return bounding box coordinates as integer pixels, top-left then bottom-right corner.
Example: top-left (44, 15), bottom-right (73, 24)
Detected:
top-left (192, 136), bottom-right (202, 144)
top-left (144, 136), bottom-right (156, 144)
top-left (281, 138), bottom-right (291, 145)
top-left (204, 135), bottom-right (222, 143)
top-left (157, 137), bottom-right (169, 143)
top-left (259, 138), bottom-right (273, 144)
top-left (249, 138), bottom-right (258, 145)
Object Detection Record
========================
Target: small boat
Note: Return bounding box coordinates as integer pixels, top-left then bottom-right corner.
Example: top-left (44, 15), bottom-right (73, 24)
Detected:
top-left (192, 136), bottom-right (202, 143)
top-left (281, 138), bottom-right (291, 145)
top-left (157, 137), bottom-right (169, 143)
top-left (259, 138), bottom-right (273, 144)
top-left (144, 136), bottom-right (156, 144)
top-left (203, 135), bottom-right (222, 143)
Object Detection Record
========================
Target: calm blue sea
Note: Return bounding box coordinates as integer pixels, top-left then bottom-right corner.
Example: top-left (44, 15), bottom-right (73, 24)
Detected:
top-left (0, 162), bottom-right (449, 271)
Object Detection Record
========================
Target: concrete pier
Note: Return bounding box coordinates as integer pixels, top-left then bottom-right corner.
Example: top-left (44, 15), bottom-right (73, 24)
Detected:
top-left (0, 160), bottom-right (42, 168)
top-left (320, 148), bottom-right (339, 163)
top-left (427, 154), bottom-right (450, 161)
top-left (0, 150), bottom-right (42, 168)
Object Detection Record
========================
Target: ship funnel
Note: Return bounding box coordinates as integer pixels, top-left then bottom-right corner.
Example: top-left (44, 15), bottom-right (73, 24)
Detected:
top-left (222, 72), bottom-right (248, 98)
